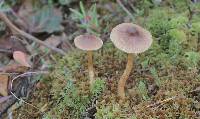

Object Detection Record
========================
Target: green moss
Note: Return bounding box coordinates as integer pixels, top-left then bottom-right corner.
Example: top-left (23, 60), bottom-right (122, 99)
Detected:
top-left (45, 48), bottom-right (109, 118)
top-left (15, 1), bottom-right (200, 118)
top-left (170, 16), bottom-right (188, 28)
top-left (168, 29), bottom-right (187, 43)
top-left (145, 8), bottom-right (173, 38)
top-left (137, 81), bottom-right (149, 101)
top-left (91, 78), bottom-right (106, 97)
top-left (191, 22), bottom-right (200, 33)
top-left (184, 51), bottom-right (200, 69)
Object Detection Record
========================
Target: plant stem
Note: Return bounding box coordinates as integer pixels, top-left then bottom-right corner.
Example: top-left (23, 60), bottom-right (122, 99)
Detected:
top-left (118, 53), bottom-right (134, 99)
top-left (87, 51), bottom-right (94, 84)
top-left (116, 0), bottom-right (135, 21)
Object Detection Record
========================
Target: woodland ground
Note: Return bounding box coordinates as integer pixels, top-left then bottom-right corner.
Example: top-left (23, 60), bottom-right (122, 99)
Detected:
top-left (0, 0), bottom-right (200, 119)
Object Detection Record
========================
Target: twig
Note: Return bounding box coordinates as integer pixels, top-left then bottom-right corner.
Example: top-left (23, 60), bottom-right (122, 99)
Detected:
top-left (146, 96), bottom-right (177, 108)
top-left (0, 72), bottom-right (19, 75)
top-left (0, 48), bottom-right (12, 53)
top-left (0, 12), bottom-right (66, 56)
top-left (116, 0), bottom-right (135, 21)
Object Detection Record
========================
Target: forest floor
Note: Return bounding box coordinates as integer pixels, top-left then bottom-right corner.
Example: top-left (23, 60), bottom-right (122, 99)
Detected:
top-left (0, 0), bottom-right (200, 119)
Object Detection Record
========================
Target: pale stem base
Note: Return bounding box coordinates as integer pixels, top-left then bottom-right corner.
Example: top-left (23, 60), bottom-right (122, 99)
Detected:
top-left (87, 51), bottom-right (95, 85)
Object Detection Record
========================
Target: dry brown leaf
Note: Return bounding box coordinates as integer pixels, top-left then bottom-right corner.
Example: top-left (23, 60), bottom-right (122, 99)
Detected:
top-left (0, 35), bottom-right (27, 53)
top-left (0, 35), bottom-right (12, 50)
top-left (13, 51), bottom-right (31, 67)
top-left (0, 95), bottom-right (11, 104)
top-left (39, 35), bottom-right (62, 51)
top-left (0, 75), bottom-right (9, 96)
top-left (36, 82), bottom-right (46, 89)
top-left (0, 64), bottom-right (29, 73)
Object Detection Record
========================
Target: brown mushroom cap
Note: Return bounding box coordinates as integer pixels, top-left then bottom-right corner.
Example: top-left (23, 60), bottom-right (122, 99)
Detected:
top-left (74, 34), bottom-right (103, 51)
top-left (110, 23), bottom-right (153, 53)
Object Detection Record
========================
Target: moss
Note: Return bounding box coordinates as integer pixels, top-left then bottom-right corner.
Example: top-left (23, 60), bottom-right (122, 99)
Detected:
top-left (169, 15), bottom-right (188, 28)
top-left (168, 29), bottom-right (187, 43)
top-left (46, 50), bottom-right (98, 118)
top-left (191, 22), bottom-right (200, 33)
top-left (14, 1), bottom-right (200, 118)
top-left (184, 51), bottom-right (200, 69)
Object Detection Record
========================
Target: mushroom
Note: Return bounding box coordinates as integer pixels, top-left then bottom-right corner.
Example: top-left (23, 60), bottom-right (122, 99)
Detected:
top-left (110, 23), bottom-right (152, 99)
top-left (74, 34), bottom-right (103, 85)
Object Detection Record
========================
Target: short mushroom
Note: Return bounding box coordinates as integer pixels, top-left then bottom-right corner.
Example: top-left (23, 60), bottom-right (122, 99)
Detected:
top-left (110, 23), bottom-right (153, 99)
top-left (74, 34), bottom-right (103, 85)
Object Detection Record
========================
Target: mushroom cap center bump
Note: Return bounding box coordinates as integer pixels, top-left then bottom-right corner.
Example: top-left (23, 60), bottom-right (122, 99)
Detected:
top-left (110, 23), bottom-right (153, 54)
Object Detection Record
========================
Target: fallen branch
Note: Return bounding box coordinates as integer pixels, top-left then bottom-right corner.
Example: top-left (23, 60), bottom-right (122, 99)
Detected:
top-left (116, 0), bottom-right (135, 21)
top-left (146, 96), bottom-right (177, 108)
top-left (0, 48), bottom-right (12, 54)
top-left (0, 12), bottom-right (66, 56)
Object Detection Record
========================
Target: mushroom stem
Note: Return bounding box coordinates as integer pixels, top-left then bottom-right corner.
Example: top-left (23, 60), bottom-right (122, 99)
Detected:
top-left (118, 53), bottom-right (134, 99)
top-left (87, 51), bottom-right (95, 84)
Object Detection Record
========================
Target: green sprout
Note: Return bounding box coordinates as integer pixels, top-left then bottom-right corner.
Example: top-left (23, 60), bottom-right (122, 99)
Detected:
top-left (70, 1), bottom-right (99, 35)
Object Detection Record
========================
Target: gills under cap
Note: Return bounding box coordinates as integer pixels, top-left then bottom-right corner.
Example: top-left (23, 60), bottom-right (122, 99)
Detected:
top-left (74, 34), bottom-right (103, 51)
top-left (110, 23), bottom-right (153, 54)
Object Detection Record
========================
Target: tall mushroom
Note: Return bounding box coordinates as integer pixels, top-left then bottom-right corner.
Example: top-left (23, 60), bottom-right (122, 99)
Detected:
top-left (110, 23), bottom-right (152, 99)
top-left (74, 34), bottom-right (103, 85)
